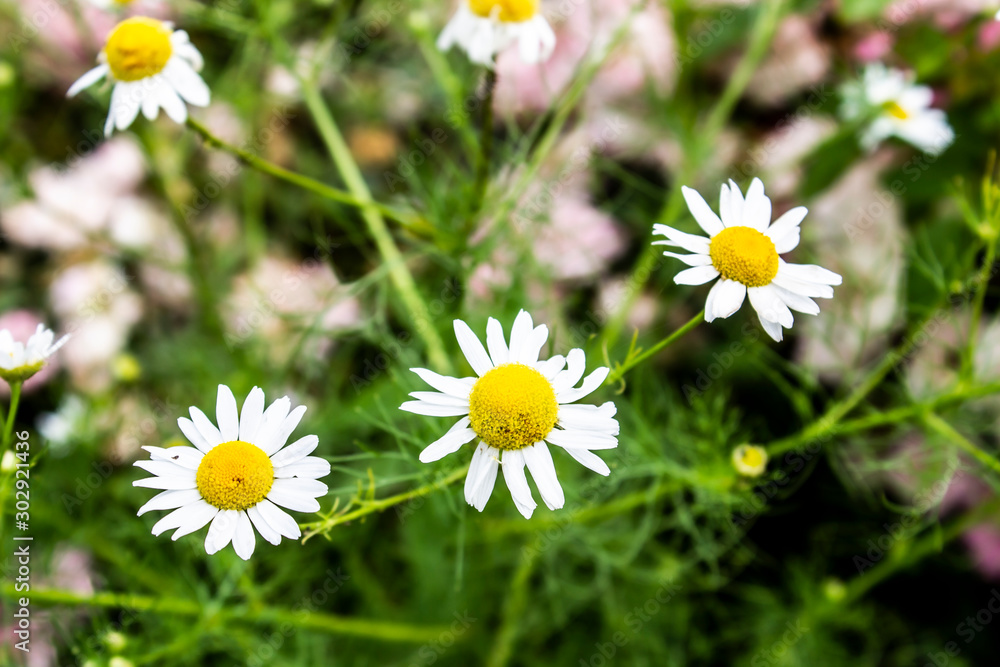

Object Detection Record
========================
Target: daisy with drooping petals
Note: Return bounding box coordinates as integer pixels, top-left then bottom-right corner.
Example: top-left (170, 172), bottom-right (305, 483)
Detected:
top-left (840, 63), bottom-right (954, 156)
top-left (133, 385), bottom-right (330, 560)
top-left (438, 0), bottom-right (556, 66)
top-left (654, 178), bottom-right (843, 343)
top-left (67, 17), bottom-right (210, 136)
top-left (0, 324), bottom-right (69, 384)
top-left (402, 310), bottom-right (618, 519)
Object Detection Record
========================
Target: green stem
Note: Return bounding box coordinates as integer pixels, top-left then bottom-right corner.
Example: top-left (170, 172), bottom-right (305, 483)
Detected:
top-left (766, 316), bottom-right (933, 457)
top-left (963, 229), bottom-right (998, 380)
top-left (184, 118), bottom-right (415, 226)
top-left (602, 0), bottom-right (786, 348)
top-left (302, 466), bottom-right (467, 540)
top-left (486, 548), bottom-right (537, 667)
top-left (474, 68), bottom-right (498, 212)
top-left (606, 310), bottom-right (704, 385)
top-left (923, 412), bottom-right (1000, 476)
top-left (299, 81), bottom-right (453, 375)
top-left (0, 586), bottom-right (452, 643)
top-left (2, 382), bottom-right (22, 452)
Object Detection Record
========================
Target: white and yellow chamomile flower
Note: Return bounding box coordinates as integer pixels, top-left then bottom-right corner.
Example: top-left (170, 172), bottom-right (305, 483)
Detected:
top-left (0, 324), bottom-right (69, 384)
top-left (133, 385), bottom-right (330, 560)
top-left (654, 178), bottom-right (843, 343)
top-left (67, 17), bottom-right (210, 137)
top-left (731, 444), bottom-right (768, 477)
top-left (438, 0), bottom-right (556, 66)
top-left (840, 63), bottom-right (954, 156)
top-left (402, 310), bottom-right (618, 519)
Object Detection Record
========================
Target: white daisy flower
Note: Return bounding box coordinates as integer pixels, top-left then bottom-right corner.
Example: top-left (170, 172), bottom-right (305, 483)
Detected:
top-left (133, 385), bottom-right (330, 560)
top-left (654, 178), bottom-right (843, 343)
top-left (0, 324), bottom-right (69, 384)
top-left (438, 0), bottom-right (556, 67)
top-left (731, 444), bottom-right (768, 477)
top-left (67, 17), bottom-right (210, 137)
top-left (840, 63), bottom-right (954, 156)
top-left (402, 310), bottom-right (618, 519)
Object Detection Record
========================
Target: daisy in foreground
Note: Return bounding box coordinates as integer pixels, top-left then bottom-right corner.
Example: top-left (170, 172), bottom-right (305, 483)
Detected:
top-left (402, 311), bottom-right (618, 519)
top-left (67, 17), bottom-right (210, 136)
top-left (840, 63), bottom-right (954, 156)
top-left (0, 324), bottom-right (69, 384)
top-left (133, 386), bottom-right (330, 560)
top-left (438, 0), bottom-right (556, 66)
top-left (654, 178), bottom-right (843, 343)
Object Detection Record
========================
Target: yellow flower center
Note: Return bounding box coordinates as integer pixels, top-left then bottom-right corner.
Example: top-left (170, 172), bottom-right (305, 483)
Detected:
top-left (468, 363), bottom-right (558, 450)
top-left (468, 0), bottom-right (539, 22)
top-left (732, 444), bottom-right (768, 477)
top-left (196, 441), bottom-right (274, 511)
top-left (882, 101), bottom-right (910, 121)
top-left (103, 17), bottom-right (173, 82)
top-left (709, 226), bottom-right (779, 288)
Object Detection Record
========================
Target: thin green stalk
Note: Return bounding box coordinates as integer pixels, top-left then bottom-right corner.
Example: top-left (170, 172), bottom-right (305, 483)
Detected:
top-left (302, 466), bottom-right (467, 540)
top-left (0, 586), bottom-right (453, 643)
top-left (766, 316), bottom-right (934, 457)
top-left (185, 118), bottom-right (415, 225)
top-left (923, 412), bottom-right (1000, 476)
top-left (299, 80), bottom-right (453, 374)
top-left (962, 229), bottom-right (998, 380)
top-left (474, 68), bottom-right (498, 211)
top-left (486, 548), bottom-right (537, 667)
top-left (606, 310), bottom-right (704, 385)
top-left (2, 381), bottom-right (21, 452)
top-left (602, 0), bottom-right (786, 348)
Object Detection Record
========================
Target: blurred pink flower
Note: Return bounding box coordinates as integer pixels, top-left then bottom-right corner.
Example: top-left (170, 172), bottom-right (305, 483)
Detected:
top-left (979, 19), bottom-right (1000, 51)
top-left (0, 310), bottom-right (59, 395)
top-left (1, 137), bottom-right (146, 252)
top-left (853, 31), bottom-right (894, 62)
top-left (225, 254), bottom-right (362, 363)
top-left (747, 15), bottom-right (831, 107)
top-left (531, 187), bottom-right (628, 282)
top-left (884, 0), bottom-right (992, 31)
top-left (49, 260), bottom-right (143, 393)
top-left (964, 525), bottom-right (1000, 580)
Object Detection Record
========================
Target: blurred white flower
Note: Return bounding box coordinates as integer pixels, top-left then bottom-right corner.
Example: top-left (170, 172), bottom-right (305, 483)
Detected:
top-left (0, 324), bottom-right (69, 384)
top-left (840, 63), bottom-right (954, 156)
top-left (67, 17), bottom-right (210, 136)
top-left (655, 178), bottom-right (843, 342)
top-left (38, 395), bottom-right (88, 450)
top-left (402, 310), bottom-right (618, 519)
top-left (133, 385), bottom-right (330, 560)
top-left (438, 0), bottom-right (555, 66)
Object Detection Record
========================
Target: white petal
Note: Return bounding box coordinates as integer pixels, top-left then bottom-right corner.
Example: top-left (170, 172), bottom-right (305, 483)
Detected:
top-left (557, 402), bottom-right (619, 435)
top-left (269, 405), bottom-right (308, 454)
top-left (501, 449), bottom-right (536, 519)
top-left (550, 349), bottom-right (586, 394)
top-left (141, 445), bottom-right (203, 469)
top-left (778, 261), bottom-right (843, 286)
top-left (759, 314), bottom-right (784, 342)
top-left (748, 285), bottom-right (794, 328)
top-left (674, 265), bottom-right (720, 286)
top-left (247, 505), bottom-right (282, 545)
top-left (564, 448), bottom-right (611, 476)
top-left (273, 478), bottom-right (327, 497)
top-left (408, 391), bottom-right (469, 407)
top-left (133, 474), bottom-right (197, 490)
top-left (267, 483), bottom-right (323, 513)
top-left (454, 319), bottom-right (493, 376)
top-left (705, 279), bottom-right (746, 322)
top-left (556, 367), bottom-right (609, 404)
top-left (112, 82), bottom-right (142, 132)
top-left (772, 273), bottom-right (834, 299)
top-left (516, 325), bottom-right (549, 365)
top-left (506, 311), bottom-right (534, 365)
top-left (661, 251), bottom-right (713, 267)
top-left (205, 510), bottom-right (240, 555)
top-left (485, 318), bottom-right (510, 366)
top-left (400, 401), bottom-right (471, 417)
top-left (270, 434), bottom-right (320, 467)
top-left (410, 368), bottom-right (475, 399)
top-left (255, 499), bottom-right (301, 540)
top-left (162, 58), bottom-right (210, 107)
top-left (680, 186), bottom-right (724, 236)
top-left (216, 385), bottom-right (240, 442)
top-left (742, 178), bottom-right (771, 232)
top-left (239, 387), bottom-right (266, 442)
top-left (522, 442), bottom-right (564, 511)
top-left (67, 65), bottom-right (108, 98)
top-left (150, 500), bottom-right (216, 537)
top-left (274, 457), bottom-right (331, 479)
top-left (772, 284), bottom-right (820, 315)
top-left (545, 429), bottom-right (618, 450)
top-left (536, 355), bottom-right (566, 379)
top-left (232, 511), bottom-right (256, 560)
top-left (652, 224), bottom-right (711, 254)
top-left (464, 442), bottom-right (499, 511)
top-left (155, 78), bottom-right (188, 123)
top-left (724, 180), bottom-right (746, 228)
top-left (419, 417), bottom-right (476, 463)
top-left (764, 206), bottom-right (807, 248)
top-left (177, 417), bottom-right (212, 453)
top-left (134, 460), bottom-right (194, 479)
top-left (189, 407), bottom-right (223, 450)
top-left (254, 397), bottom-right (292, 456)
top-left (137, 489), bottom-right (202, 516)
